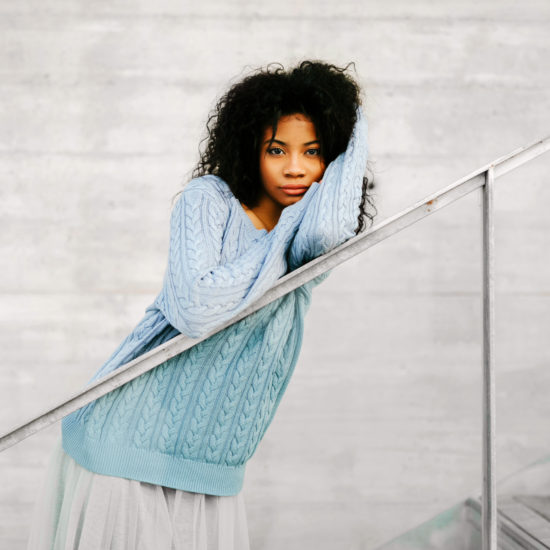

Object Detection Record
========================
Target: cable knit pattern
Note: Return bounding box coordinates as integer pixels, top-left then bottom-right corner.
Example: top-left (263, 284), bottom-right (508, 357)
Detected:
top-left (62, 108), bottom-right (368, 496)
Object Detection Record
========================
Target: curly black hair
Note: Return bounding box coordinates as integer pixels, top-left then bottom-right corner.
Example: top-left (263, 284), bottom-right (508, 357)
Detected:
top-left (192, 60), bottom-right (376, 234)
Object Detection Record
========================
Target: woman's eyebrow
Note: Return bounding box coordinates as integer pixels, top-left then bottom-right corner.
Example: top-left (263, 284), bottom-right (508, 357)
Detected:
top-left (263, 139), bottom-right (320, 146)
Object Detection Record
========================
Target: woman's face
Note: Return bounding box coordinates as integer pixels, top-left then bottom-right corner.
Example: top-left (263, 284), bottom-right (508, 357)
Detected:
top-left (258, 113), bottom-right (326, 212)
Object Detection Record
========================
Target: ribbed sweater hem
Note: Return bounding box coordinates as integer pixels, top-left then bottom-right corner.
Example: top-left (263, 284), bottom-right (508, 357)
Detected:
top-left (61, 415), bottom-right (246, 497)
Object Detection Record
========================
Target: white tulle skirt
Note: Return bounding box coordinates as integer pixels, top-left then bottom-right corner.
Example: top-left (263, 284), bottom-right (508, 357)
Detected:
top-left (27, 438), bottom-right (250, 550)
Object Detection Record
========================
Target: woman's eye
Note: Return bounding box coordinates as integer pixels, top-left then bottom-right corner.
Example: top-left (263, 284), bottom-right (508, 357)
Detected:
top-left (305, 148), bottom-right (321, 156)
top-left (267, 147), bottom-right (284, 156)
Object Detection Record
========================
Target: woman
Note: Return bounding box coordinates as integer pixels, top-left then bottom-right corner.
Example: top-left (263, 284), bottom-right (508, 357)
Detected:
top-left (27, 60), bottom-right (375, 550)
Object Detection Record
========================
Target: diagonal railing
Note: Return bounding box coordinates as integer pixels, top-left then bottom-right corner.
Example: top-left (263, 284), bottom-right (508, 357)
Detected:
top-left (1, 134), bottom-right (549, 550)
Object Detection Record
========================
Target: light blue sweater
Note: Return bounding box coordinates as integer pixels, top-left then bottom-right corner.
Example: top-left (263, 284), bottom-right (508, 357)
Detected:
top-left (62, 110), bottom-right (368, 496)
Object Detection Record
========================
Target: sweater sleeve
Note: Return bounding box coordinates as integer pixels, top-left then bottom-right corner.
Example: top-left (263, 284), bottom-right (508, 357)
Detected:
top-left (154, 176), bottom-right (319, 338)
top-left (286, 108), bottom-right (368, 271)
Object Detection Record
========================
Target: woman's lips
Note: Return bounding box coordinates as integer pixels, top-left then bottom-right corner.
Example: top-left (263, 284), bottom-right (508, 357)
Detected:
top-left (281, 185), bottom-right (308, 196)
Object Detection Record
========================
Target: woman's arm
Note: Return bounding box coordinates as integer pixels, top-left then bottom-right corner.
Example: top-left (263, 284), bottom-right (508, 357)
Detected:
top-left (287, 108), bottom-right (368, 271)
top-left (154, 176), bottom-right (318, 338)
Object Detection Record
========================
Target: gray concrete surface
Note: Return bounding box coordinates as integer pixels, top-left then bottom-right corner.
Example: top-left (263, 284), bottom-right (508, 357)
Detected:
top-left (1, 1), bottom-right (549, 548)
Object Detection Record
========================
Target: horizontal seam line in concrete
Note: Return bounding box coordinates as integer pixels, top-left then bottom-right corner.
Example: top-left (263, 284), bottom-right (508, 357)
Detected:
top-left (0, 79), bottom-right (548, 90)
top-left (1, 13), bottom-right (550, 23)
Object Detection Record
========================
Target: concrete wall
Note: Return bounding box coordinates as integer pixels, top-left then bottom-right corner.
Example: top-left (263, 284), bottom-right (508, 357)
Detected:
top-left (1, 1), bottom-right (549, 548)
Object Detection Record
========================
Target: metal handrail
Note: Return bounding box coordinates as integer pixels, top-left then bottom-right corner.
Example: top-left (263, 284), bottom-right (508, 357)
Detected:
top-left (1, 134), bottom-right (549, 550)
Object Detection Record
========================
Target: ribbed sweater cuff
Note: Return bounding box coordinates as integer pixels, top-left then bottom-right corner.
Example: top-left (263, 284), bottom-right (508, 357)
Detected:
top-left (61, 415), bottom-right (245, 497)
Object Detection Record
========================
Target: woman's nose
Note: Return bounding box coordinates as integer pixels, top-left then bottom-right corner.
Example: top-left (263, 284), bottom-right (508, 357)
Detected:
top-left (283, 155), bottom-right (306, 177)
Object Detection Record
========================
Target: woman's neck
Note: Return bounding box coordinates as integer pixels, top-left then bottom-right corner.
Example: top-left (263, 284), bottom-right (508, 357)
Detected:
top-left (241, 196), bottom-right (283, 232)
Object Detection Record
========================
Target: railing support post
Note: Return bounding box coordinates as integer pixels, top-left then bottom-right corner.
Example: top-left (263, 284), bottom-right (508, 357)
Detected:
top-left (482, 166), bottom-right (497, 550)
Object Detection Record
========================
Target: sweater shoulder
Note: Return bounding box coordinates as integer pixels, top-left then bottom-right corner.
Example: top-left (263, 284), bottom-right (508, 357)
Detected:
top-left (170, 176), bottom-right (233, 233)
top-left (182, 175), bottom-right (234, 208)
